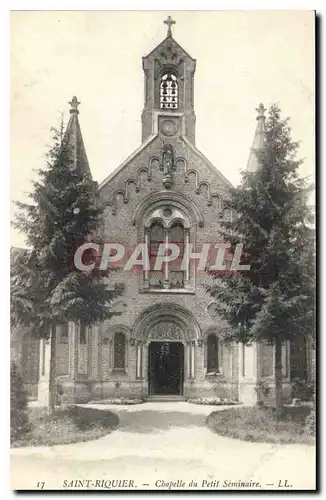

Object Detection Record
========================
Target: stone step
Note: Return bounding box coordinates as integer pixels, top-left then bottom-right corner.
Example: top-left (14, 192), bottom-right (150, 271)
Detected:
top-left (146, 395), bottom-right (187, 402)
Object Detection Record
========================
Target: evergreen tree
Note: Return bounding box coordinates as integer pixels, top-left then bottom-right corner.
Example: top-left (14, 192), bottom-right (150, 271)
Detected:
top-left (12, 121), bottom-right (122, 414)
top-left (206, 104), bottom-right (315, 416)
top-left (11, 247), bottom-right (34, 328)
top-left (10, 362), bottom-right (30, 443)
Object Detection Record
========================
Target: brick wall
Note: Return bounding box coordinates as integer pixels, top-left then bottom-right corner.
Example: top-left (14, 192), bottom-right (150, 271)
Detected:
top-left (56, 128), bottom-right (241, 403)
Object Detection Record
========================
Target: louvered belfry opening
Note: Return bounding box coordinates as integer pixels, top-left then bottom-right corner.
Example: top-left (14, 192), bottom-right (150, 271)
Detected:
top-left (160, 73), bottom-right (178, 109)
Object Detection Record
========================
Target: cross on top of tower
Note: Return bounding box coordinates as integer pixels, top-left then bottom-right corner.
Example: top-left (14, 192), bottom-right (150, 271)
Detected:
top-left (164, 15), bottom-right (176, 37)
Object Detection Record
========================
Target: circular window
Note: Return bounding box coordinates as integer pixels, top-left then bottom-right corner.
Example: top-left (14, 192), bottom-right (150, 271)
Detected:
top-left (162, 207), bottom-right (173, 219)
top-left (160, 119), bottom-right (178, 137)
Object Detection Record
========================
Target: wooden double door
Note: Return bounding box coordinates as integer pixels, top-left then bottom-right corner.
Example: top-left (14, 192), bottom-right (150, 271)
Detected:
top-left (148, 341), bottom-right (184, 396)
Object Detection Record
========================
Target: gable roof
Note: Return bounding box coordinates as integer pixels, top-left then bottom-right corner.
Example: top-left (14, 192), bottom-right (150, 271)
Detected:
top-left (98, 131), bottom-right (233, 192)
top-left (98, 134), bottom-right (158, 190)
top-left (181, 136), bottom-right (233, 190)
top-left (143, 34), bottom-right (195, 64)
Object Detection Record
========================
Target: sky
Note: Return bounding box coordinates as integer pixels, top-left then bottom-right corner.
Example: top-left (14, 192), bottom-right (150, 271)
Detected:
top-left (10, 10), bottom-right (315, 247)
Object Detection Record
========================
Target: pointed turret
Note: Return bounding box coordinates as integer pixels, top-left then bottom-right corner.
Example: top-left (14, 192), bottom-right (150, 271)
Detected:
top-left (246, 103), bottom-right (266, 172)
top-left (64, 96), bottom-right (92, 179)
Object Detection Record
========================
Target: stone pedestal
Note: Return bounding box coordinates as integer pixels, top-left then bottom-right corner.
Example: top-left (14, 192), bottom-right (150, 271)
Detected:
top-left (68, 322), bottom-right (79, 379)
top-left (238, 342), bottom-right (259, 405)
top-left (37, 338), bottom-right (51, 404)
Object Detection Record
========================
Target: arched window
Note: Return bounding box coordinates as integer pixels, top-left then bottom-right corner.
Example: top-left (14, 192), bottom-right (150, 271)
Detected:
top-left (144, 205), bottom-right (190, 291)
top-left (114, 333), bottom-right (126, 370)
top-left (207, 334), bottom-right (219, 373)
top-left (148, 220), bottom-right (186, 289)
top-left (160, 73), bottom-right (178, 109)
top-left (169, 222), bottom-right (185, 288)
top-left (149, 221), bottom-right (164, 288)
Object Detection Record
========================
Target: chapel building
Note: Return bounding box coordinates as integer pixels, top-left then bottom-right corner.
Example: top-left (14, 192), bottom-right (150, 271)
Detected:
top-left (12, 18), bottom-right (314, 405)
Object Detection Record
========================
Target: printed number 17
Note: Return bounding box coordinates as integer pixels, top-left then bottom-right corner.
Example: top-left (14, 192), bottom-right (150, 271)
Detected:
top-left (37, 482), bottom-right (45, 490)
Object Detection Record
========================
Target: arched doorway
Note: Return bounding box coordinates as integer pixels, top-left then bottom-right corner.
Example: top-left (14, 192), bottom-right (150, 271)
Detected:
top-left (132, 304), bottom-right (200, 397)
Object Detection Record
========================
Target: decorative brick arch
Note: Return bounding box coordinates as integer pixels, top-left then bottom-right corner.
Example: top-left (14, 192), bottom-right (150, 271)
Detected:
top-left (101, 324), bottom-right (132, 343)
top-left (201, 327), bottom-right (225, 374)
top-left (131, 191), bottom-right (204, 228)
top-left (199, 324), bottom-right (230, 344)
top-left (132, 303), bottom-right (201, 343)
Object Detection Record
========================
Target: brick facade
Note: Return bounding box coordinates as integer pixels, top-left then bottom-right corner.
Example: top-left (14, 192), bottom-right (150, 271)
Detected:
top-left (12, 24), bottom-right (313, 406)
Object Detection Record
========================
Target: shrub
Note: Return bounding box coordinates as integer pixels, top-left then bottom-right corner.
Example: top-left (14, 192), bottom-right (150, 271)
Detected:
top-left (292, 378), bottom-right (315, 401)
top-left (304, 385), bottom-right (316, 436)
top-left (254, 380), bottom-right (271, 407)
top-left (10, 362), bottom-right (30, 443)
top-left (55, 381), bottom-right (64, 405)
top-left (188, 397), bottom-right (239, 405)
top-left (305, 407), bottom-right (316, 436)
top-left (88, 397), bottom-right (144, 405)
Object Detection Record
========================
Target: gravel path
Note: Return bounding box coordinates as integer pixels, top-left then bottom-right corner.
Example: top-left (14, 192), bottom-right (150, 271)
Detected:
top-left (11, 402), bottom-right (316, 491)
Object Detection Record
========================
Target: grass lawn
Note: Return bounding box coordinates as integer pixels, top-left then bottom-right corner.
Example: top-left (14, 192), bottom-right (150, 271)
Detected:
top-left (11, 405), bottom-right (119, 448)
top-left (206, 406), bottom-right (315, 445)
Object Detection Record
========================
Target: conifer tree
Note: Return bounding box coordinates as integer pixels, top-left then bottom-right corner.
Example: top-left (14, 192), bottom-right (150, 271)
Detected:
top-left (12, 121), bottom-right (122, 414)
top-left (10, 362), bottom-right (30, 443)
top-left (206, 104), bottom-right (315, 415)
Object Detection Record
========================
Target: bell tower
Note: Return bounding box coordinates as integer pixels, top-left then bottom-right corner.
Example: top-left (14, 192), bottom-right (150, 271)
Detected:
top-left (141, 16), bottom-right (197, 144)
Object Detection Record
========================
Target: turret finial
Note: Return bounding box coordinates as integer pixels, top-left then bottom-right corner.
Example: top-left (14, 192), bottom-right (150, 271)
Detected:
top-left (69, 96), bottom-right (80, 114)
top-left (256, 102), bottom-right (266, 120)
